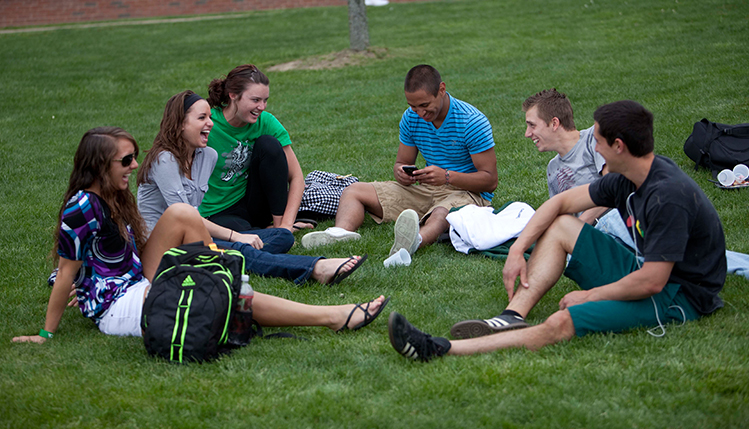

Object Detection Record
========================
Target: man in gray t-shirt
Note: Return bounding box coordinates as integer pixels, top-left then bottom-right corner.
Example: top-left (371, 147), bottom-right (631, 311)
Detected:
top-left (545, 126), bottom-right (604, 198)
top-left (522, 89), bottom-right (609, 225)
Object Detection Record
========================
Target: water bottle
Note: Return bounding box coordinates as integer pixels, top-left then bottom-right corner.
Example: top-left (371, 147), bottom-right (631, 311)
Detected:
top-left (227, 275), bottom-right (254, 347)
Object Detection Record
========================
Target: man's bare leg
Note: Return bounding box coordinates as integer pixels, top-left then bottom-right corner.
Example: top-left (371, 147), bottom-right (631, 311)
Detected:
top-left (448, 310), bottom-right (576, 355)
top-left (301, 183), bottom-right (383, 249)
top-left (449, 215), bottom-right (584, 339)
top-left (418, 207), bottom-right (449, 248)
top-left (335, 183), bottom-right (383, 231)
top-left (505, 215), bottom-right (584, 318)
top-left (389, 309), bottom-right (576, 362)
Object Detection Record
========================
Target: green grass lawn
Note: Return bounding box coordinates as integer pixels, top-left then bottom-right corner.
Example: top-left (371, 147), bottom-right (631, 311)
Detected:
top-left (1, 0), bottom-right (748, 427)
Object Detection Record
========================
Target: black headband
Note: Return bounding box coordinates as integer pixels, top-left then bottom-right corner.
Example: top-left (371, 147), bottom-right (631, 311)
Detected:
top-left (183, 93), bottom-right (204, 113)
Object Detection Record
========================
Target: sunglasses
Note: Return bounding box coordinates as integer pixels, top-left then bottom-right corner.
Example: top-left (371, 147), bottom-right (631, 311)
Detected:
top-left (113, 152), bottom-right (138, 167)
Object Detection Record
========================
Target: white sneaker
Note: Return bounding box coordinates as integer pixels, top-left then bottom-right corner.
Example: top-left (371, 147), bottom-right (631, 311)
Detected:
top-left (302, 227), bottom-right (361, 249)
top-left (390, 209), bottom-right (420, 256)
top-left (365, 0), bottom-right (389, 5)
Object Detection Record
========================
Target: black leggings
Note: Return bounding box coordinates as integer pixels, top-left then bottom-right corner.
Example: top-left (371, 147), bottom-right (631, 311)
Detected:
top-left (208, 135), bottom-right (289, 230)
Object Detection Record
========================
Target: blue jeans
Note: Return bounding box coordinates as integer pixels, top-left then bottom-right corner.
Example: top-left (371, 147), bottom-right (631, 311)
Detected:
top-left (727, 250), bottom-right (749, 280)
top-left (237, 228), bottom-right (294, 254)
top-left (213, 227), bottom-right (293, 255)
top-left (214, 228), bottom-right (322, 285)
top-left (594, 210), bottom-right (636, 252)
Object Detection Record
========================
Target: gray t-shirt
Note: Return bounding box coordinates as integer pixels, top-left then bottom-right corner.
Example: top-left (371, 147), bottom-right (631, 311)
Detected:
top-left (547, 126), bottom-right (605, 198)
top-left (137, 147), bottom-right (218, 233)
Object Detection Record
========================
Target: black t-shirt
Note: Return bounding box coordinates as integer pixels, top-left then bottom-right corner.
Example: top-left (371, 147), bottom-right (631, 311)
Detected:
top-left (589, 156), bottom-right (726, 314)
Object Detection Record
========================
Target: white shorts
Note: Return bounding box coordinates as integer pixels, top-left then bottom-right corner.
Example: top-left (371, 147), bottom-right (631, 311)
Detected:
top-left (97, 278), bottom-right (150, 337)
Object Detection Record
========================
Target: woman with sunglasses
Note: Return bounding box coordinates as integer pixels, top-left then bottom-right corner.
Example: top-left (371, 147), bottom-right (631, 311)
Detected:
top-left (200, 64), bottom-right (313, 234)
top-left (137, 90), bottom-right (368, 285)
top-left (12, 127), bottom-right (387, 343)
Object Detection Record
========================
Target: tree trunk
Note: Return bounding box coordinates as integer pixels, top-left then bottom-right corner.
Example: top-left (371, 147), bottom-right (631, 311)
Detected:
top-left (348, 0), bottom-right (369, 51)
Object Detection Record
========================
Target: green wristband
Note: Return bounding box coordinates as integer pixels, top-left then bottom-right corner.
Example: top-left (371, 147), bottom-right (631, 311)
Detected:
top-left (39, 329), bottom-right (54, 339)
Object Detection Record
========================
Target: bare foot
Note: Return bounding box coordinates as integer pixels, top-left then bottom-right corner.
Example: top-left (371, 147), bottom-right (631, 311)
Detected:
top-left (331, 295), bottom-right (387, 331)
top-left (312, 255), bottom-right (365, 284)
top-left (293, 221), bottom-right (315, 230)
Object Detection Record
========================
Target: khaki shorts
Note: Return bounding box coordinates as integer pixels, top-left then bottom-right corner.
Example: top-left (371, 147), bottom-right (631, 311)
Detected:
top-left (370, 181), bottom-right (491, 224)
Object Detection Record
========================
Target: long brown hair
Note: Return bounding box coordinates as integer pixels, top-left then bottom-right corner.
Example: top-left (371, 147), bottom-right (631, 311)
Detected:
top-left (207, 64), bottom-right (269, 109)
top-left (137, 90), bottom-right (196, 185)
top-left (54, 127), bottom-right (147, 260)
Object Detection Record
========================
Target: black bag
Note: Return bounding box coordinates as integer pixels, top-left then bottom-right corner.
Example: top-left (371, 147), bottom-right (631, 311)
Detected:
top-left (141, 242), bottom-right (245, 363)
top-left (684, 118), bottom-right (749, 173)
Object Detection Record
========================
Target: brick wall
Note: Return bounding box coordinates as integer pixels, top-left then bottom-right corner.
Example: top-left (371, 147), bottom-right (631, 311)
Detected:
top-left (0, 0), bottom-right (426, 29)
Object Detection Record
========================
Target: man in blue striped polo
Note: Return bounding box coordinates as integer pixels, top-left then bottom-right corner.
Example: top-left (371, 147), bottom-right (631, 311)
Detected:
top-left (302, 64), bottom-right (498, 257)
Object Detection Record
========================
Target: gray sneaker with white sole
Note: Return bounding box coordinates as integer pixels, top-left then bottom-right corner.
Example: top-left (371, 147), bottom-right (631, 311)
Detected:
top-left (390, 209), bottom-right (420, 256)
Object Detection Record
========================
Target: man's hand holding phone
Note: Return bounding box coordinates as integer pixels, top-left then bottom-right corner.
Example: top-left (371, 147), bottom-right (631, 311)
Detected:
top-left (396, 165), bottom-right (420, 185)
top-left (402, 165), bottom-right (419, 176)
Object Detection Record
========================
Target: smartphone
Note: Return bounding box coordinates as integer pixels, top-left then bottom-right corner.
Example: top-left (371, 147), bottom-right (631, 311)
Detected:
top-left (403, 165), bottom-right (419, 176)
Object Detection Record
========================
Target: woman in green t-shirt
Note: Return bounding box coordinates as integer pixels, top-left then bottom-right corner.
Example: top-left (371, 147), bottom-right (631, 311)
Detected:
top-left (201, 64), bottom-right (313, 233)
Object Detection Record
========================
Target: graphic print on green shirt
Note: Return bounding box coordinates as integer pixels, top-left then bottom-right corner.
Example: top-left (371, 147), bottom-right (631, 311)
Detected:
top-left (199, 108), bottom-right (292, 217)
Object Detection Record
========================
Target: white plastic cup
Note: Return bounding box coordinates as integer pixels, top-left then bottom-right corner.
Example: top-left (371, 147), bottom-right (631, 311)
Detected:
top-left (383, 248), bottom-right (411, 267)
top-left (732, 164), bottom-right (749, 182)
top-left (717, 169), bottom-right (735, 187)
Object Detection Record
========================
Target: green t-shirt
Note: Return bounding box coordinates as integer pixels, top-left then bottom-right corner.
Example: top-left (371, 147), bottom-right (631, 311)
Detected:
top-left (199, 108), bottom-right (292, 217)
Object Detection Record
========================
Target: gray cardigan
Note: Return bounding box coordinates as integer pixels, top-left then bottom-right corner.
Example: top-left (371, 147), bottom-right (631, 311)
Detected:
top-left (137, 147), bottom-right (218, 233)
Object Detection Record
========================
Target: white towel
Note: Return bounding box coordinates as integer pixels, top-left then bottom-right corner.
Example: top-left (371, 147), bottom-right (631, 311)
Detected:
top-left (447, 203), bottom-right (535, 254)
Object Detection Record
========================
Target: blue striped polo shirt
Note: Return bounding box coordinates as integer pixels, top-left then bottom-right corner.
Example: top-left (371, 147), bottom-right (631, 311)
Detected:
top-left (399, 93), bottom-right (495, 200)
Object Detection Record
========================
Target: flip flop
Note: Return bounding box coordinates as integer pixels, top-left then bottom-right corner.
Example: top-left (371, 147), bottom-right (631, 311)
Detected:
top-left (329, 254), bottom-right (368, 285)
top-left (337, 296), bottom-right (391, 333)
top-left (293, 218), bottom-right (319, 230)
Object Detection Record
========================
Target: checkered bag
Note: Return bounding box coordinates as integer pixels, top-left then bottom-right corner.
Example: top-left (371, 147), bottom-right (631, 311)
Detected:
top-left (298, 170), bottom-right (359, 216)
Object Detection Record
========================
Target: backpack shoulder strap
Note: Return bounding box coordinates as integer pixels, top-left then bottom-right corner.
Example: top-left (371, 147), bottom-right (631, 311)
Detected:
top-left (721, 123), bottom-right (749, 138)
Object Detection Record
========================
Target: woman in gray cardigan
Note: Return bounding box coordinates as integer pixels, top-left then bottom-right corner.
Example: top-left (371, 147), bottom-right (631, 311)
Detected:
top-left (135, 91), bottom-right (368, 286)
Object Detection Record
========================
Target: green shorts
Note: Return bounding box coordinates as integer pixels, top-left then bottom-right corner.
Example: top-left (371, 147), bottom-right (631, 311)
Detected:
top-left (564, 224), bottom-right (700, 337)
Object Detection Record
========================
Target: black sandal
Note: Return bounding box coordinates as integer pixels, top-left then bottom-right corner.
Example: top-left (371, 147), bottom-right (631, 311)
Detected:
top-left (329, 254), bottom-right (368, 285)
top-left (337, 296), bottom-right (391, 333)
top-left (293, 218), bottom-right (319, 230)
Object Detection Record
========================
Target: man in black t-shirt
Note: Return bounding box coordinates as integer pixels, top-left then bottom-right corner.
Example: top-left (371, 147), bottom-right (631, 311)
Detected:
top-left (388, 100), bottom-right (727, 362)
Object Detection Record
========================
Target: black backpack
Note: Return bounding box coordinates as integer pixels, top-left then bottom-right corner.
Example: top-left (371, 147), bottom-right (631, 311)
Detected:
top-left (141, 242), bottom-right (245, 363)
top-left (683, 118), bottom-right (749, 173)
